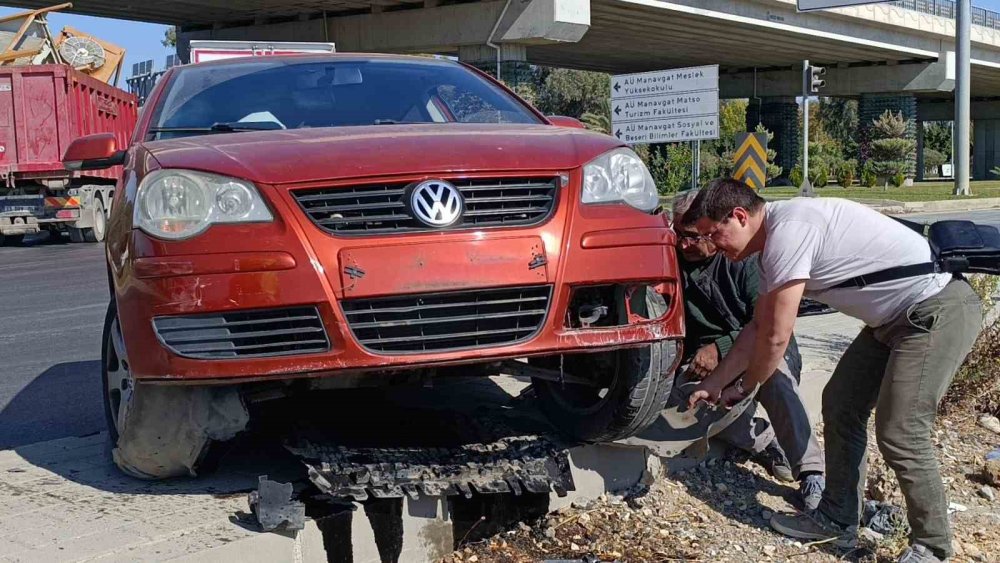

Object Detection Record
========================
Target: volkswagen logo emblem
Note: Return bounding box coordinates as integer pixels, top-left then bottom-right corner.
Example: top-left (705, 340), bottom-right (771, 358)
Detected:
top-left (410, 180), bottom-right (463, 227)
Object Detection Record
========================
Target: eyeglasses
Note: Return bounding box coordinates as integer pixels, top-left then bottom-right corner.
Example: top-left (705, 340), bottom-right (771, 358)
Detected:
top-left (675, 210), bottom-right (737, 244)
top-left (677, 232), bottom-right (710, 243)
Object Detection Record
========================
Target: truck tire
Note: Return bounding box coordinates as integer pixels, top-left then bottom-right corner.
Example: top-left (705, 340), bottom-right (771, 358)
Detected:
top-left (71, 197), bottom-right (106, 243)
top-left (530, 289), bottom-right (679, 442)
top-left (101, 302), bottom-right (250, 479)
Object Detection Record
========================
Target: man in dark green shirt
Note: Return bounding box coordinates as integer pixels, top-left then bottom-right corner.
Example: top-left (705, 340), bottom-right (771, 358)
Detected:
top-left (672, 189), bottom-right (826, 510)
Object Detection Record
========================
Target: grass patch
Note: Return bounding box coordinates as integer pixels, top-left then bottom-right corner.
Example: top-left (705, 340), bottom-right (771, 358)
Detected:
top-left (762, 180), bottom-right (1000, 202)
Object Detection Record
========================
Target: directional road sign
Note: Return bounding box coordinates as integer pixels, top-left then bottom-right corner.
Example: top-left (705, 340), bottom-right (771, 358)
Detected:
top-left (733, 133), bottom-right (768, 190)
top-left (797, 1), bottom-right (890, 11)
top-left (611, 64), bottom-right (719, 145)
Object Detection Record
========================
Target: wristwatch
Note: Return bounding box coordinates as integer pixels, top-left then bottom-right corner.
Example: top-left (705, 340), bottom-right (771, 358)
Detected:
top-left (734, 377), bottom-right (749, 398)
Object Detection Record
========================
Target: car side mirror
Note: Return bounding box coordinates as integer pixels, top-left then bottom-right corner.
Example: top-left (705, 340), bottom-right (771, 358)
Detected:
top-left (63, 133), bottom-right (125, 171)
top-left (547, 116), bottom-right (587, 129)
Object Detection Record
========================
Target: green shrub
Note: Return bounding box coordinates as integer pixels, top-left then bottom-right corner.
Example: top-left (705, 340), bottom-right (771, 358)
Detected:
top-left (861, 162), bottom-right (878, 188)
top-left (814, 167), bottom-right (829, 188)
top-left (789, 166), bottom-right (803, 187)
top-left (836, 160), bottom-right (857, 187)
top-left (923, 149), bottom-right (946, 176)
top-left (890, 171), bottom-right (906, 188)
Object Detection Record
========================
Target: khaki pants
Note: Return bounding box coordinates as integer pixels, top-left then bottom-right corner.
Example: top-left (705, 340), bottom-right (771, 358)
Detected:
top-left (819, 278), bottom-right (983, 559)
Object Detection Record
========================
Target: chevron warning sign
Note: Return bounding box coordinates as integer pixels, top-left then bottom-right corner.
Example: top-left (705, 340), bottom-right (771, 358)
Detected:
top-left (733, 132), bottom-right (768, 190)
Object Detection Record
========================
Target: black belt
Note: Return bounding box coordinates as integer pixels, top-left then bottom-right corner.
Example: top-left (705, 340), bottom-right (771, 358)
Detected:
top-left (832, 262), bottom-right (939, 289)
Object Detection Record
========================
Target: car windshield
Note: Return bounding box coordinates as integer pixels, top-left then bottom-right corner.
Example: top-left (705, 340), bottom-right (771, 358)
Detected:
top-left (147, 57), bottom-right (541, 140)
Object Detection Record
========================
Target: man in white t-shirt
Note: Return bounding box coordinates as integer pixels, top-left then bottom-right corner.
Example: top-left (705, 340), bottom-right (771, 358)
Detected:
top-left (682, 178), bottom-right (983, 562)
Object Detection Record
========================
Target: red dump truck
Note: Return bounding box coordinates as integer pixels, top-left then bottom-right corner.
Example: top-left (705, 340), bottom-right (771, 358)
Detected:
top-left (0, 64), bottom-right (137, 245)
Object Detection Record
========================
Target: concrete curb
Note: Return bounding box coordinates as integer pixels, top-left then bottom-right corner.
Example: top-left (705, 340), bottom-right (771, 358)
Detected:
top-left (876, 197), bottom-right (1000, 213)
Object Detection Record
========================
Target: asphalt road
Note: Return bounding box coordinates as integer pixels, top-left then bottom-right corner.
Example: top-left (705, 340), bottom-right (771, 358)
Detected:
top-left (903, 209), bottom-right (1000, 227)
top-left (0, 207), bottom-right (997, 451)
top-left (0, 235), bottom-right (108, 449)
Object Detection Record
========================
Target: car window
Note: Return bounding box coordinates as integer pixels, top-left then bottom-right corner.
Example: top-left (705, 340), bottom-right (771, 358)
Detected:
top-left (147, 58), bottom-right (540, 139)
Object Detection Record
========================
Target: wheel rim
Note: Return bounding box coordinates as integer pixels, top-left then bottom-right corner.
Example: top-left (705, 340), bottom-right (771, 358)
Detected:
top-left (105, 315), bottom-right (134, 433)
top-left (94, 200), bottom-right (107, 241)
top-left (546, 353), bottom-right (619, 415)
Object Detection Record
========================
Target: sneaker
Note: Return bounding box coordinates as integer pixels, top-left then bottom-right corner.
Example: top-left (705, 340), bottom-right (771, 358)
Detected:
top-left (799, 474), bottom-right (825, 512)
top-left (749, 439), bottom-right (795, 483)
top-left (769, 510), bottom-right (857, 548)
top-left (897, 544), bottom-right (945, 563)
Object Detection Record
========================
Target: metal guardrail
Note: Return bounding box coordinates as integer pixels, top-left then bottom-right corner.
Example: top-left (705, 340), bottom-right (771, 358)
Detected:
top-left (125, 71), bottom-right (165, 106)
top-left (889, 0), bottom-right (1000, 30)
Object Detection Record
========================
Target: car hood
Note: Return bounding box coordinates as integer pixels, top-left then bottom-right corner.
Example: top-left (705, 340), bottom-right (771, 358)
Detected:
top-left (142, 124), bottom-right (624, 184)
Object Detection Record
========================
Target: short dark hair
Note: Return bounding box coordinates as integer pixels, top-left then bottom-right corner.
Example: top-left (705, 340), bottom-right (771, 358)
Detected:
top-left (681, 177), bottom-right (766, 224)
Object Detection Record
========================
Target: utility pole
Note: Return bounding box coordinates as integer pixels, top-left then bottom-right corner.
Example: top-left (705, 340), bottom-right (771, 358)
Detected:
top-left (954, 0), bottom-right (971, 196)
top-left (799, 60), bottom-right (825, 197)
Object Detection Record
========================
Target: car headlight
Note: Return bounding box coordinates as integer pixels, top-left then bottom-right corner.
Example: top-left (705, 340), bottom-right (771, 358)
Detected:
top-left (582, 148), bottom-right (659, 212)
top-left (135, 170), bottom-right (272, 240)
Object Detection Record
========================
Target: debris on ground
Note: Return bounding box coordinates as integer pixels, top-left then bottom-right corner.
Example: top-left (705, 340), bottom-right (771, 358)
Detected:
top-left (248, 476), bottom-right (306, 532)
top-left (985, 459), bottom-right (1000, 488)
top-left (444, 414), bottom-right (1000, 562)
top-left (980, 415), bottom-right (1000, 436)
top-left (861, 500), bottom-right (908, 536)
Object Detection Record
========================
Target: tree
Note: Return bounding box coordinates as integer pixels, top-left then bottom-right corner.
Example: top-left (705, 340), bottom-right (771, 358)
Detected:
top-left (162, 27), bottom-right (176, 48)
top-left (923, 121), bottom-right (952, 162)
top-left (923, 149), bottom-right (947, 177)
top-left (534, 68), bottom-right (610, 119)
top-left (868, 110), bottom-right (916, 186)
top-left (817, 98), bottom-right (859, 161)
top-left (580, 96), bottom-right (611, 135)
top-left (755, 123), bottom-right (783, 183)
top-left (717, 100), bottom-right (748, 151)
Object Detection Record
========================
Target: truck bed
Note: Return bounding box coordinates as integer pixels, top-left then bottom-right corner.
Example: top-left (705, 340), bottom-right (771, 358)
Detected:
top-left (0, 64), bottom-right (137, 186)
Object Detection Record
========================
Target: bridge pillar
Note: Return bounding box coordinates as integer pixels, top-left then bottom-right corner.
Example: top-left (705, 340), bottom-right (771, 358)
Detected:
top-left (746, 97), bottom-right (799, 183)
top-left (458, 44), bottom-right (533, 87)
top-left (858, 94), bottom-right (917, 181)
top-left (973, 119), bottom-right (1000, 180)
top-left (916, 120), bottom-right (925, 181)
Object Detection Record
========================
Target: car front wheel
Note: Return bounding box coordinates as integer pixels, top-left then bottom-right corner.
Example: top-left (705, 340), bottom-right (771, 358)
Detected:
top-left (530, 290), bottom-right (679, 442)
top-left (102, 302), bottom-right (249, 479)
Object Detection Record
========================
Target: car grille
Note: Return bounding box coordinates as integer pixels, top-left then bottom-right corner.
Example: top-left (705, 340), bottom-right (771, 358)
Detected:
top-left (341, 285), bottom-right (551, 354)
top-left (292, 177), bottom-right (558, 235)
top-left (153, 307), bottom-right (329, 359)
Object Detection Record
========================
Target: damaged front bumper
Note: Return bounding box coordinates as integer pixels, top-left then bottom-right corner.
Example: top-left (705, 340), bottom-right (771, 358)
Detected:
top-left (114, 173), bottom-right (684, 385)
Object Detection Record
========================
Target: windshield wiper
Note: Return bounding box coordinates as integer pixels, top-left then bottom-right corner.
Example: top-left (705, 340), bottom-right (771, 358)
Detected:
top-left (372, 119), bottom-right (429, 125)
top-left (149, 122), bottom-right (284, 134)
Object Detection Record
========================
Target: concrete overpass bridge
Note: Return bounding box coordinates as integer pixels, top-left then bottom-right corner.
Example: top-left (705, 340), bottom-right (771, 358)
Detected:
top-left (6, 0), bottom-right (1000, 178)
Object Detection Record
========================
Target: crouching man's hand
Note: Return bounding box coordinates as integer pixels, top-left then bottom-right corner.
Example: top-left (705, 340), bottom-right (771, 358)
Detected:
top-left (689, 344), bottom-right (720, 379)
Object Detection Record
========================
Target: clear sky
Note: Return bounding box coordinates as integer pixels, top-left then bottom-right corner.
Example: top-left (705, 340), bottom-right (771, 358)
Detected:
top-left (0, 4), bottom-right (170, 85)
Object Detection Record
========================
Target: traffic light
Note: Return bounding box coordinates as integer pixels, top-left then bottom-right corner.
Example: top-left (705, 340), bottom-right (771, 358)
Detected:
top-left (808, 64), bottom-right (826, 93)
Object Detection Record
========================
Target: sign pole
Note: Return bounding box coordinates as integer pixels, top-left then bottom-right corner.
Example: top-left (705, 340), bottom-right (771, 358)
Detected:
top-left (799, 60), bottom-right (815, 197)
top-left (691, 140), bottom-right (701, 189)
top-left (954, 0), bottom-right (971, 196)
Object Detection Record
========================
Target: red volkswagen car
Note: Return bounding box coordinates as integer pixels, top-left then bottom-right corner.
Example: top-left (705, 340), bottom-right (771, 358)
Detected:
top-left (64, 54), bottom-right (684, 479)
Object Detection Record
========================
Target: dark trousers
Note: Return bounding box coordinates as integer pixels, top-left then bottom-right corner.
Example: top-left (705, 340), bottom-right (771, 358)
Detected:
top-left (716, 358), bottom-right (826, 478)
top-left (819, 279), bottom-right (983, 559)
